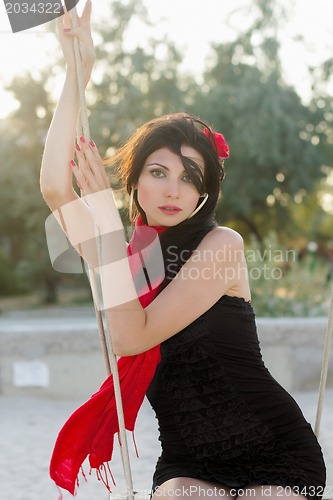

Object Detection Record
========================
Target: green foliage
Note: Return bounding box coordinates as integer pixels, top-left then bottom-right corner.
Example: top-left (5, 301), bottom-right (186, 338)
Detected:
top-left (0, 0), bottom-right (332, 312)
top-left (247, 233), bottom-right (331, 317)
top-left (88, 0), bottom-right (195, 156)
top-left (0, 249), bottom-right (18, 295)
top-left (0, 71), bottom-right (58, 298)
top-left (193, 1), bottom-right (330, 240)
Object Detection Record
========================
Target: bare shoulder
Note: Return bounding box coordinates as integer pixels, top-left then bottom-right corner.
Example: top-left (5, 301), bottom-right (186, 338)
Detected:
top-left (198, 225), bottom-right (244, 253)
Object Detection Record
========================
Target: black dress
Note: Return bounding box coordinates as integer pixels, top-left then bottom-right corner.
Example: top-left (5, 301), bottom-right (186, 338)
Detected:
top-left (146, 295), bottom-right (326, 499)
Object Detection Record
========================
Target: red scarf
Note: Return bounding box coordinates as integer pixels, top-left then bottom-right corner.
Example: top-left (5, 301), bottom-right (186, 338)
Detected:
top-left (50, 215), bottom-right (166, 497)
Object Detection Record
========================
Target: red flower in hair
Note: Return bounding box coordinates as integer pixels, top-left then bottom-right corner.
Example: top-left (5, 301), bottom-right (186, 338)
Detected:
top-left (204, 127), bottom-right (229, 159)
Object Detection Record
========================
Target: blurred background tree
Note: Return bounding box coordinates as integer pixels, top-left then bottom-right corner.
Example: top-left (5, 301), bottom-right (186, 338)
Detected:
top-left (192, 0), bottom-right (331, 243)
top-left (0, 72), bottom-right (62, 302)
top-left (0, 0), bottom-right (332, 312)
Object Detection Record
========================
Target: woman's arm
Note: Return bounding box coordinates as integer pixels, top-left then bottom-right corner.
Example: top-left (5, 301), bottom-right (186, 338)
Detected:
top-left (100, 223), bottom-right (249, 356)
top-left (40, 1), bottom-right (95, 204)
top-left (40, 1), bottom-right (103, 266)
top-left (41, 72), bottom-right (81, 205)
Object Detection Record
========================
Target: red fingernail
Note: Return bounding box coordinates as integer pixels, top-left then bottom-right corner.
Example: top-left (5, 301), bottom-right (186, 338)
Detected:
top-left (79, 136), bottom-right (86, 143)
top-left (76, 179), bottom-right (81, 188)
top-left (70, 160), bottom-right (76, 167)
top-left (75, 144), bottom-right (81, 151)
top-left (89, 140), bottom-right (96, 147)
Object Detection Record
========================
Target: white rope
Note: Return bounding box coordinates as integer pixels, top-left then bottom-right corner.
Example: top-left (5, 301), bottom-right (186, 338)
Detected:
top-left (315, 282), bottom-right (333, 437)
top-left (69, 6), bottom-right (135, 499)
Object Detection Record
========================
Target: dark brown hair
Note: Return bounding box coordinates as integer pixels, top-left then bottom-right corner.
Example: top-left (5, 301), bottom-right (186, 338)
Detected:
top-left (107, 112), bottom-right (227, 286)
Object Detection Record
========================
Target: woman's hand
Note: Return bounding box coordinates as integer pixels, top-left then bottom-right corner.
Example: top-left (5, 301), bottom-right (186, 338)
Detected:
top-left (70, 137), bottom-right (122, 231)
top-left (71, 136), bottom-right (110, 195)
top-left (56, 0), bottom-right (95, 85)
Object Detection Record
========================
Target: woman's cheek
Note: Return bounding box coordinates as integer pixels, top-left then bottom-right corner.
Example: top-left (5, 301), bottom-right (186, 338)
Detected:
top-left (137, 181), bottom-right (154, 209)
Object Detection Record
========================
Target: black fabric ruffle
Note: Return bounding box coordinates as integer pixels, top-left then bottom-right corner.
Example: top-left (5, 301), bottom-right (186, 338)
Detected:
top-left (158, 312), bottom-right (318, 497)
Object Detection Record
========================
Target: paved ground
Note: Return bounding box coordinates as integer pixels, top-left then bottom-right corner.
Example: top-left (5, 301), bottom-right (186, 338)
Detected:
top-left (0, 395), bottom-right (160, 500)
top-left (0, 390), bottom-right (332, 500)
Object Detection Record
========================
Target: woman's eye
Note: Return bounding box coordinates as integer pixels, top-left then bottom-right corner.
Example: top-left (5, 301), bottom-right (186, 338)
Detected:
top-left (182, 175), bottom-right (192, 183)
top-left (151, 169), bottom-right (165, 178)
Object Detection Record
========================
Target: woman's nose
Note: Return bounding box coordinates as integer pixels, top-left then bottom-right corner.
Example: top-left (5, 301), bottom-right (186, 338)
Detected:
top-left (165, 179), bottom-right (180, 198)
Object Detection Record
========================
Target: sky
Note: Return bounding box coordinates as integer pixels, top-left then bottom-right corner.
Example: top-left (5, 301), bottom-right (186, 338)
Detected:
top-left (0, 0), bottom-right (332, 119)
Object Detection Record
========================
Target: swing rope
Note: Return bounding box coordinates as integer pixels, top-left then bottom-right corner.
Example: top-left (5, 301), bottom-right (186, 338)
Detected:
top-left (314, 282), bottom-right (333, 437)
top-left (70, 6), bottom-right (135, 499)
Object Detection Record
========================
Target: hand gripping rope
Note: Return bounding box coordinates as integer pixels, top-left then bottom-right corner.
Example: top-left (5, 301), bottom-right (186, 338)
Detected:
top-left (70, 6), bottom-right (135, 500)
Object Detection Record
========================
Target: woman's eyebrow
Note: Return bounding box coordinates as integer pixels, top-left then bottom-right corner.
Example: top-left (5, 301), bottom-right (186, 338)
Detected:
top-left (146, 162), bottom-right (170, 170)
top-left (146, 162), bottom-right (188, 174)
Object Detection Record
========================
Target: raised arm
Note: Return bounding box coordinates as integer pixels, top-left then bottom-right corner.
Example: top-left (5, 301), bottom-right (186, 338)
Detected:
top-left (40, 1), bottom-right (101, 266)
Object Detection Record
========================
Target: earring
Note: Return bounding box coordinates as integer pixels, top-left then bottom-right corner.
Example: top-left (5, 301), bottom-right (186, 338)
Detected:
top-left (129, 187), bottom-right (136, 221)
top-left (187, 193), bottom-right (209, 219)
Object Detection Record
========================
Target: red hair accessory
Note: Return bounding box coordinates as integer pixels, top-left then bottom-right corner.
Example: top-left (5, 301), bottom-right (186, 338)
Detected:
top-left (203, 127), bottom-right (229, 159)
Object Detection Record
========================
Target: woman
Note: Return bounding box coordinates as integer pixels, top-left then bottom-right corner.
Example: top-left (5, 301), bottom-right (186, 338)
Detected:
top-left (40, 2), bottom-right (326, 499)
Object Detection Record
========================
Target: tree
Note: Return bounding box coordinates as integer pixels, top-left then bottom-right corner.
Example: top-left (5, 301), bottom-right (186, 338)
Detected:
top-left (0, 71), bottom-right (61, 300)
top-left (88, 0), bottom-right (196, 154)
top-left (191, 0), bottom-right (329, 242)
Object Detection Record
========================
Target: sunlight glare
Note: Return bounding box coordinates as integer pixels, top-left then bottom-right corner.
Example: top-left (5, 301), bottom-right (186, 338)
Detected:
top-left (0, 0), bottom-right (332, 119)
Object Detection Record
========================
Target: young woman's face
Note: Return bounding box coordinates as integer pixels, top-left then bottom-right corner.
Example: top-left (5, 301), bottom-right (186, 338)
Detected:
top-left (136, 146), bottom-right (205, 226)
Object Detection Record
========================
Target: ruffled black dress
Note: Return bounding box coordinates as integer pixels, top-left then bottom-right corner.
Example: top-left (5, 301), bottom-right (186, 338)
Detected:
top-left (146, 295), bottom-right (326, 499)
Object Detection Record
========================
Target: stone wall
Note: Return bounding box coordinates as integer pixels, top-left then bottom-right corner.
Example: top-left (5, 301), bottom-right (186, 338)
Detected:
top-left (0, 309), bottom-right (331, 398)
top-left (257, 317), bottom-right (330, 391)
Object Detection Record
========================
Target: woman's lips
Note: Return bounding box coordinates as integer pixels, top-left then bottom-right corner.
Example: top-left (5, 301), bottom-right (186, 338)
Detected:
top-left (158, 205), bottom-right (182, 215)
